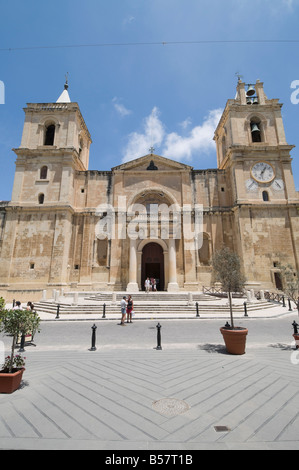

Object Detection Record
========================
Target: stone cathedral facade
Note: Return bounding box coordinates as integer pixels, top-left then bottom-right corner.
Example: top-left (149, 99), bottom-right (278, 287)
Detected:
top-left (0, 79), bottom-right (298, 301)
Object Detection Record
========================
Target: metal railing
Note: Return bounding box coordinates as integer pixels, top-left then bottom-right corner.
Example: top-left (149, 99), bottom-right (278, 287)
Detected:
top-left (202, 286), bottom-right (244, 298)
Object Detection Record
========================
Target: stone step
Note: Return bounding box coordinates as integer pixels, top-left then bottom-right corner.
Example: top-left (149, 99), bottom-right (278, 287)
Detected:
top-left (34, 300), bottom-right (279, 316)
top-left (84, 293), bottom-right (214, 302)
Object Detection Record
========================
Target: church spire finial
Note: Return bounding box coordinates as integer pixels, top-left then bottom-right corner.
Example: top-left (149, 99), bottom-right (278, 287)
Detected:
top-left (56, 73), bottom-right (71, 103)
top-left (64, 73), bottom-right (69, 90)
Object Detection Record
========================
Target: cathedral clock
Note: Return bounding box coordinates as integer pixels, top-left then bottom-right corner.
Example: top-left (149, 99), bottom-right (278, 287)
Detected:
top-left (250, 161), bottom-right (275, 183)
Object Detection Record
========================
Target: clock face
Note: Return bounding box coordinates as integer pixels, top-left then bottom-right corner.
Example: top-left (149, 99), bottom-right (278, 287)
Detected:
top-left (251, 162), bottom-right (275, 183)
top-left (245, 178), bottom-right (258, 192)
top-left (272, 178), bottom-right (285, 191)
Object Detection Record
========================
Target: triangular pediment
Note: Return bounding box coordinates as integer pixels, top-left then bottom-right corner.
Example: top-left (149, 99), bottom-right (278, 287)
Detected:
top-left (112, 154), bottom-right (193, 172)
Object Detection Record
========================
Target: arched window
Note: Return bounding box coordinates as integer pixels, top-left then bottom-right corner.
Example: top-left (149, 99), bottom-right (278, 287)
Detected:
top-left (198, 233), bottom-right (210, 266)
top-left (44, 124), bottom-right (55, 146)
top-left (221, 135), bottom-right (226, 160)
top-left (250, 119), bottom-right (262, 143)
top-left (262, 191), bottom-right (269, 202)
top-left (40, 166), bottom-right (48, 180)
top-left (38, 193), bottom-right (45, 205)
top-left (79, 138), bottom-right (83, 158)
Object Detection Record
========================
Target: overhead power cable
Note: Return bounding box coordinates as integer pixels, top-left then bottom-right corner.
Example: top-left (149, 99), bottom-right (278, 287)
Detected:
top-left (1, 39), bottom-right (299, 52)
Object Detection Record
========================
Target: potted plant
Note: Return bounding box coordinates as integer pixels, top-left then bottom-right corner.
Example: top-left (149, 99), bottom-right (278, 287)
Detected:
top-left (0, 307), bottom-right (40, 393)
top-left (212, 246), bottom-right (247, 355)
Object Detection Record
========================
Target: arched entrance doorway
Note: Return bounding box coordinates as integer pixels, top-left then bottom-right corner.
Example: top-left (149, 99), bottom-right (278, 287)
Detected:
top-left (141, 242), bottom-right (165, 291)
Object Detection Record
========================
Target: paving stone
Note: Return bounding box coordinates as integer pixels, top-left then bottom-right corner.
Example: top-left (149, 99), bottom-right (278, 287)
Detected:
top-left (1, 316), bottom-right (299, 450)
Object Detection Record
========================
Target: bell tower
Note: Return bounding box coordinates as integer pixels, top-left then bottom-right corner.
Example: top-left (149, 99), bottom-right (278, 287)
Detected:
top-left (214, 78), bottom-right (297, 204)
top-left (11, 80), bottom-right (92, 207)
top-left (214, 79), bottom-right (299, 289)
top-left (0, 82), bottom-right (93, 292)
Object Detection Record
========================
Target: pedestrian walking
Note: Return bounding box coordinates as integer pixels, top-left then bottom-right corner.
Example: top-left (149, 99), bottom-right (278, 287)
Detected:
top-left (126, 295), bottom-right (134, 323)
top-left (145, 277), bottom-right (151, 293)
top-left (119, 296), bottom-right (127, 326)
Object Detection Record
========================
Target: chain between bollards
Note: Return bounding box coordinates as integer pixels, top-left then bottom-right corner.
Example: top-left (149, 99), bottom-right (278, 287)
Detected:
top-left (89, 324), bottom-right (97, 351)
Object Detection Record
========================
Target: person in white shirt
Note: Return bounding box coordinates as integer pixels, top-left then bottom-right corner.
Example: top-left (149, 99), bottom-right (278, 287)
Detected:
top-left (13, 301), bottom-right (22, 310)
top-left (145, 277), bottom-right (151, 293)
top-left (119, 296), bottom-right (127, 326)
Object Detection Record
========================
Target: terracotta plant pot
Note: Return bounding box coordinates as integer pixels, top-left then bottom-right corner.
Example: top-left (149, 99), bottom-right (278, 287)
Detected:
top-left (0, 368), bottom-right (25, 394)
top-left (293, 334), bottom-right (299, 349)
top-left (220, 327), bottom-right (248, 355)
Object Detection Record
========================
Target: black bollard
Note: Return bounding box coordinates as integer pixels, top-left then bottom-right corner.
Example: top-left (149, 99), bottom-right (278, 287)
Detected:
top-left (102, 303), bottom-right (106, 319)
top-left (282, 295), bottom-right (286, 307)
top-left (288, 298), bottom-right (293, 312)
top-left (196, 302), bottom-right (200, 318)
top-left (18, 334), bottom-right (25, 353)
top-left (12, 299), bottom-right (15, 308)
top-left (244, 301), bottom-right (248, 317)
top-left (55, 304), bottom-right (60, 319)
top-left (292, 321), bottom-right (299, 350)
top-left (89, 324), bottom-right (97, 351)
top-left (292, 321), bottom-right (299, 334)
top-left (156, 323), bottom-right (162, 350)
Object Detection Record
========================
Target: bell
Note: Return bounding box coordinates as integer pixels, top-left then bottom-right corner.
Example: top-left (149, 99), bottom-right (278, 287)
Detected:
top-left (246, 85), bottom-right (255, 96)
top-left (251, 123), bottom-right (260, 133)
top-left (246, 98), bottom-right (252, 105)
top-left (252, 97), bottom-right (259, 104)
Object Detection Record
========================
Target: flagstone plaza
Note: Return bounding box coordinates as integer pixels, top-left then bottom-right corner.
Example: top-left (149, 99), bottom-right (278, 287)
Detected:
top-left (0, 301), bottom-right (299, 451)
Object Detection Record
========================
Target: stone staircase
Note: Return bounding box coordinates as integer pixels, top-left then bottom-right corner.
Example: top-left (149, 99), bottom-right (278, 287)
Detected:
top-left (33, 291), bottom-right (281, 317)
top-left (84, 291), bottom-right (212, 302)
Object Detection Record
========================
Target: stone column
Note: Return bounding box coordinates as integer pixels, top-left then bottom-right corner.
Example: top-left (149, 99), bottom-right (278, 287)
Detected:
top-left (167, 238), bottom-right (179, 291)
top-left (126, 238), bottom-right (139, 292)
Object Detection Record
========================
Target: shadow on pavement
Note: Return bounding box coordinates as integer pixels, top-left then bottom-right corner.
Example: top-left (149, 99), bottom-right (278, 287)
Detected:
top-left (197, 343), bottom-right (229, 354)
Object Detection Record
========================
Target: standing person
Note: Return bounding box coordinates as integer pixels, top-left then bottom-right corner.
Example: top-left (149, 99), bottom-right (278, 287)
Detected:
top-left (126, 295), bottom-right (134, 323)
top-left (13, 301), bottom-right (22, 310)
top-left (26, 301), bottom-right (34, 311)
top-left (119, 296), bottom-right (127, 326)
top-left (152, 278), bottom-right (157, 291)
top-left (145, 277), bottom-right (151, 293)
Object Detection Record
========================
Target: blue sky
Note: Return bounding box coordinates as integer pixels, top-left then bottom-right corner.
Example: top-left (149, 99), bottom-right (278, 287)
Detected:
top-left (0, 0), bottom-right (299, 200)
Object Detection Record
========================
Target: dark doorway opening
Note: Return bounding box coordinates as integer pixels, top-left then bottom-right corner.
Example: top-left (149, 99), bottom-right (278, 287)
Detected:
top-left (142, 243), bottom-right (164, 291)
top-left (44, 124), bottom-right (55, 146)
top-left (274, 272), bottom-right (283, 291)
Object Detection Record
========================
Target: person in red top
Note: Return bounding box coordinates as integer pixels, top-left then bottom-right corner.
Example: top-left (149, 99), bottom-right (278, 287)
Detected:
top-left (126, 295), bottom-right (134, 323)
